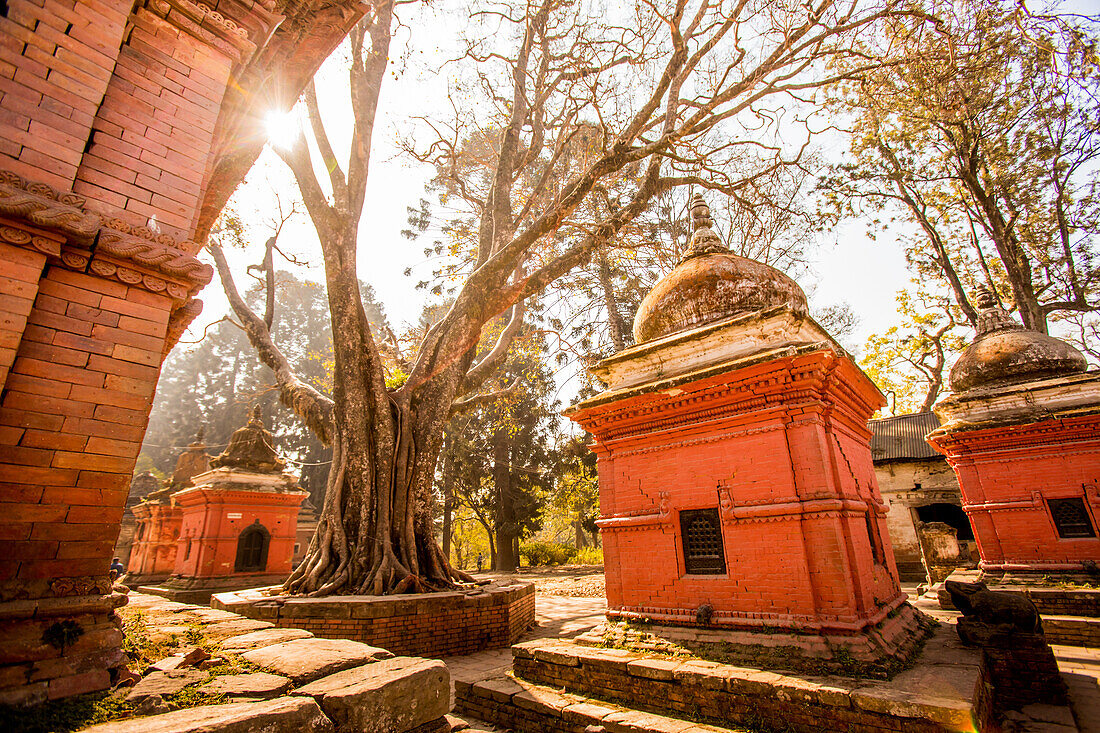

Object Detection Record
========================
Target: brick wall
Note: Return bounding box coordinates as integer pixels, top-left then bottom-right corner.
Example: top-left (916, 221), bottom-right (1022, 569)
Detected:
top-left (214, 582), bottom-right (537, 658)
top-left (0, 0), bottom-right (130, 190)
top-left (454, 637), bottom-right (992, 733)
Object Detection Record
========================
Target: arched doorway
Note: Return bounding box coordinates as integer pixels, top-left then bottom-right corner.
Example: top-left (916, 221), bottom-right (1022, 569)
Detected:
top-left (915, 502), bottom-right (974, 541)
top-left (235, 521), bottom-right (270, 572)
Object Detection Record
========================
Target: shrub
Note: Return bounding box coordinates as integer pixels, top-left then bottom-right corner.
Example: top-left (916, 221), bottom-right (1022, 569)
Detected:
top-left (573, 546), bottom-right (603, 565)
top-left (520, 541), bottom-right (577, 567)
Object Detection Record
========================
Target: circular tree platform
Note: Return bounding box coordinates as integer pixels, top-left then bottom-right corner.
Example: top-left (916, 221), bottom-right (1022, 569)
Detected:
top-left (212, 580), bottom-right (536, 657)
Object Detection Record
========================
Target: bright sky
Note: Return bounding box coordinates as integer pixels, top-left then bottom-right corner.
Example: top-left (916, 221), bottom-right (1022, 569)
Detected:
top-left (186, 1), bottom-right (1097, 375)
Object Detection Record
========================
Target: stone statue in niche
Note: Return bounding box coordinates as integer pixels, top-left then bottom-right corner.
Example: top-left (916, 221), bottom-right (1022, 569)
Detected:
top-left (210, 406), bottom-right (287, 474)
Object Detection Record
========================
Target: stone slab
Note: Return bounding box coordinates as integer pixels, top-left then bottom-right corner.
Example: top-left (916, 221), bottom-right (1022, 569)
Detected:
top-left (242, 638), bottom-right (392, 684)
top-left (198, 672), bottom-right (292, 699)
top-left (219, 628), bottom-right (315, 653)
top-left (81, 697), bottom-right (333, 733)
top-left (126, 669), bottom-right (207, 702)
top-left (293, 657), bottom-right (449, 733)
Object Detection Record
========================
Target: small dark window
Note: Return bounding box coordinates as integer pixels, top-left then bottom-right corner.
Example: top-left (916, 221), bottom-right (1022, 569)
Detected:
top-left (680, 509), bottom-right (725, 575)
top-left (1049, 498), bottom-right (1096, 539)
top-left (235, 521), bottom-right (270, 572)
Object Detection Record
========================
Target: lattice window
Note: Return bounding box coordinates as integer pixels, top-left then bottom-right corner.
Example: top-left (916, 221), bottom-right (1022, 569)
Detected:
top-left (680, 509), bottom-right (726, 575)
top-left (1048, 498), bottom-right (1096, 539)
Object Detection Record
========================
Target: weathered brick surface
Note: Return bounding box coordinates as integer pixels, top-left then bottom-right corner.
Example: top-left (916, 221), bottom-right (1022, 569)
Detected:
top-left (215, 582), bottom-right (537, 659)
top-left (0, 0), bottom-right (129, 189)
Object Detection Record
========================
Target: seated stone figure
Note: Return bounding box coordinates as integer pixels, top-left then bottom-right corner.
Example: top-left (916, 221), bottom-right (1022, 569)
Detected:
top-left (944, 579), bottom-right (1042, 645)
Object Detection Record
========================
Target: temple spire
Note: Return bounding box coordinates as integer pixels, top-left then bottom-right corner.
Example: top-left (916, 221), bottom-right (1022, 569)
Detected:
top-left (680, 194), bottom-right (728, 262)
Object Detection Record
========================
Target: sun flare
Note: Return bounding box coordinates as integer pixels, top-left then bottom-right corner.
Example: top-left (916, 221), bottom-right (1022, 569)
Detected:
top-left (265, 108), bottom-right (301, 150)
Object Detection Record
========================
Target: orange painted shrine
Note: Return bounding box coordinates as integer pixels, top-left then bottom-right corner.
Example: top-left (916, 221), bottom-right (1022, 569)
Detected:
top-left (132, 410), bottom-right (307, 602)
top-left (928, 288), bottom-right (1100, 576)
top-left (568, 197), bottom-right (922, 663)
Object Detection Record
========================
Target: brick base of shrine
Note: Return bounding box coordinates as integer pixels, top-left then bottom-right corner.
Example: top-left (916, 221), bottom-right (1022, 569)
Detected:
top-left (212, 581), bottom-right (536, 658)
top-left (455, 621), bottom-right (993, 733)
top-left (0, 589), bottom-right (128, 707)
top-left (583, 599), bottom-right (931, 679)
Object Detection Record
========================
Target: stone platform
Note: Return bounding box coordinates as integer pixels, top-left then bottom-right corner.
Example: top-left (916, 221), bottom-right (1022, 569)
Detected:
top-left (588, 600), bottom-right (931, 679)
top-left (213, 580), bottom-right (536, 658)
top-left (46, 592), bottom-right (454, 733)
top-left (455, 627), bottom-right (992, 732)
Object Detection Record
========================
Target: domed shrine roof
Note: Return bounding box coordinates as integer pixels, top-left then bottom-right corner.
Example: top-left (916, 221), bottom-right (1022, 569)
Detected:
top-left (632, 195), bottom-right (808, 344)
top-left (949, 286), bottom-right (1088, 393)
top-left (210, 406), bottom-right (287, 474)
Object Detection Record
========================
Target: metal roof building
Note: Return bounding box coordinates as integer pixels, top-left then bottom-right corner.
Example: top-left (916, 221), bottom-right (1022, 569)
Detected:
top-left (868, 412), bottom-right (942, 462)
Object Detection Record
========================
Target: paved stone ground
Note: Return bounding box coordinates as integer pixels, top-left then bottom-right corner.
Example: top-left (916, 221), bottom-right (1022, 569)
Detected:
top-left (1052, 644), bottom-right (1100, 733)
top-left (449, 578), bottom-right (1100, 732)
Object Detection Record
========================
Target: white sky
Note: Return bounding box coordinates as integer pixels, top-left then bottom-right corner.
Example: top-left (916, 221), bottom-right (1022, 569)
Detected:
top-left (186, 1), bottom-right (1097, 375)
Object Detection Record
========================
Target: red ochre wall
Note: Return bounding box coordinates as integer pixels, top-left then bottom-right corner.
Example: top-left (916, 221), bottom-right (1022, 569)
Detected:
top-left (571, 349), bottom-right (903, 633)
top-left (0, 0), bottom-right (290, 706)
top-left (173, 488), bottom-right (303, 580)
top-left (929, 413), bottom-right (1100, 573)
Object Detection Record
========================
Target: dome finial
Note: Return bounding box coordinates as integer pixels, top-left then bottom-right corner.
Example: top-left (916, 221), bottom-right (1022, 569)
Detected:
top-left (681, 194), bottom-right (727, 262)
top-left (974, 284), bottom-right (997, 310)
top-left (250, 404), bottom-right (263, 424)
top-left (972, 284), bottom-right (1020, 336)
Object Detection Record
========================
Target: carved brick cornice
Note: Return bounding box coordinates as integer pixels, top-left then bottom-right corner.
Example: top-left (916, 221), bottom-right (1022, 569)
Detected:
top-left (144, 0), bottom-right (258, 62)
top-left (0, 170), bottom-right (214, 302)
top-left (95, 224), bottom-right (214, 299)
top-left (0, 223), bottom-right (61, 258)
top-left (165, 298), bottom-right (204, 356)
top-left (0, 575), bottom-right (115, 603)
top-left (0, 171), bottom-right (98, 242)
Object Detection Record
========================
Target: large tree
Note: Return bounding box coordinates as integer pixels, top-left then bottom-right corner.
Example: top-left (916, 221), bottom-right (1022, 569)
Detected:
top-left (822, 0), bottom-right (1100, 342)
top-left (208, 0), bottom-right (912, 596)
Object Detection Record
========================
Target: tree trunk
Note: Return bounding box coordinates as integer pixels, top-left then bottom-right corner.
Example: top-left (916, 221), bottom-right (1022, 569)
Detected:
top-left (492, 426), bottom-right (519, 572)
top-left (441, 432), bottom-right (455, 561)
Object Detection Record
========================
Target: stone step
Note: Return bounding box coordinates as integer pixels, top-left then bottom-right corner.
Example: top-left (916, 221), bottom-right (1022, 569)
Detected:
top-left (1043, 615), bottom-right (1100, 648)
top-left (455, 674), bottom-right (744, 733)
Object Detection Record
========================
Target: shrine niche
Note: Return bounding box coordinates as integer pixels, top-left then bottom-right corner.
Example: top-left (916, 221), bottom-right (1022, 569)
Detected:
top-left (928, 286), bottom-right (1100, 581)
top-left (566, 196), bottom-right (927, 672)
top-left (140, 408), bottom-right (307, 604)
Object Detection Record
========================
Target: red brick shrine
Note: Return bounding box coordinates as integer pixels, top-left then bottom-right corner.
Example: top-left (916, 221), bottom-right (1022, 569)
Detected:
top-left (928, 286), bottom-right (1100, 578)
top-left (567, 196), bottom-right (924, 668)
top-left (155, 408), bottom-right (306, 601)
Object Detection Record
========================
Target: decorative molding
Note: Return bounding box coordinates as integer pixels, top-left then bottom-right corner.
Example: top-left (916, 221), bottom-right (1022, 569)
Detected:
top-left (0, 169), bottom-right (213, 301)
top-left (165, 298), bottom-right (204, 355)
top-left (145, 0), bottom-right (257, 59)
top-left (95, 226), bottom-right (213, 295)
top-left (0, 224), bottom-right (60, 258)
top-left (0, 575), bottom-right (114, 603)
top-left (0, 171), bottom-right (98, 242)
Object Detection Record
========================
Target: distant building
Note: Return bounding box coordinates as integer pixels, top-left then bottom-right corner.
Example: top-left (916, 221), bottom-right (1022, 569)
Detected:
top-left (869, 412), bottom-right (977, 582)
top-left (127, 409), bottom-right (307, 603)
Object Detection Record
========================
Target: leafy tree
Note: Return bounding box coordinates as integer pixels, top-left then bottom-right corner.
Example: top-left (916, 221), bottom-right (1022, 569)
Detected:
top-left (438, 320), bottom-right (560, 571)
top-left (209, 0), bottom-right (916, 595)
top-left (823, 0), bottom-right (1100, 346)
top-left (859, 287), bottom-right (969, 414)
top-left (554, 432), bottom-right (600, 550)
